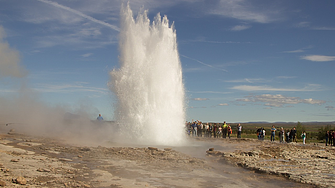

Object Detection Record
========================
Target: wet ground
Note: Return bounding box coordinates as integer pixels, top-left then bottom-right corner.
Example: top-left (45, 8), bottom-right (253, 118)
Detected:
top-left (0, 130), bottom-right (315, 187)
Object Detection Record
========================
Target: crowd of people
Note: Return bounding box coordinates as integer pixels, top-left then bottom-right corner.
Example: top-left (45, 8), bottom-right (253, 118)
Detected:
top-left (256, 126), bottom-right (307, 144)
top-left (185, 120), bottom-right (313, 145)
top-left (98, 115), bottom-right (333, 146)
top-left (185, 120), bottom-right (242, 139)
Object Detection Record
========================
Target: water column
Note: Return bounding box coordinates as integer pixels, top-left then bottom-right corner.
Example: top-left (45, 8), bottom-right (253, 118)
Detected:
top-left (109, 4), bottom-right (186, 145)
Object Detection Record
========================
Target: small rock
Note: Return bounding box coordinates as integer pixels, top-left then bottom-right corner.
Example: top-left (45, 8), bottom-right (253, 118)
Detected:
top-left (13, 176), bottom-right (26, 185)
top-left (80, 147), bottom-right (91, 151)
top-left (189, 159), bottom-right (197, 163)
top-left (82, 184), bottom-right (91, 188)
top-left (10, 159), bottom-right (20, 162)
top-left (59, 158), bottom-right (73, 162)
top-left (0, 180), bottom-right (6, 187)
top-left (148, 147), bottom-right (158, 151)
top-left (37, 168), bottom-right (51, 172)
top-left (8, 129), bottom-right (15, 134)
top-left (206, 150), bottom-right (222, 155)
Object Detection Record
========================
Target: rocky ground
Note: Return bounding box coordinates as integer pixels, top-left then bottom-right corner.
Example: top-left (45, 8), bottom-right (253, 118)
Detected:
top-left (206, 138), bottom-right (335, 188)
top-left (0, 129), bottom-right (325, 188)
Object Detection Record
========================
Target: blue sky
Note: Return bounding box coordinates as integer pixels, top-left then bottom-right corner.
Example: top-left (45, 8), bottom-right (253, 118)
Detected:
top-left (0, 0), bottom-right (334, 123)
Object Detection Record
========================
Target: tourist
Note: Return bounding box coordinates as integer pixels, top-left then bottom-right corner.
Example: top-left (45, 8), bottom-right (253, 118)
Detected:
top-left (257, 127), bottom-right (262, 140)
top-left (325, 131), bottom-right (329, 146)
top-left (204, 123), bottom-right (209, 137)
top-left (192, 121), bottom-right (197, 137)
top-left (262, 128), bottom-right (266, 140)
top-left (301, 131), bottom-right (306, 144)
top-left (222, 121), bottom-right (227, 138)
top-left (237, 123), bottom-right (242, 138)
top-left (218, 125), bottom-right (222, 138)
top-left (258, 127), bottom-right (264, 141)
top-left (286, 129), bottom-right (290, 143)
top-left (291, 127), bottom-right (297, 142)
top-left (270, 125), bottom-right (276, 142)
top-left (198, 121), bottom-right (203, 137)
top-left (97, 114), bottom-right (104, 121)
top-left (188, 122), bottom-right (192, 136)
top-left (332, 131), bottom-right (335, 146)
top-left (279, 127), bottom-right (285, 143)
top-left (329, 130), bottom-right (333, 146)
top-left (227, 124), bottom-right (232, 139)
top-left (209, 123), bottom-right (213, 138)
top-left (213, 124), bottom-right (218, 138)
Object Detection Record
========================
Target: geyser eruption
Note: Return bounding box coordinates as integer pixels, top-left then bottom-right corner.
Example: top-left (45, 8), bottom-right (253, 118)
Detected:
top-left (109, 4), bottom-right (186, 145)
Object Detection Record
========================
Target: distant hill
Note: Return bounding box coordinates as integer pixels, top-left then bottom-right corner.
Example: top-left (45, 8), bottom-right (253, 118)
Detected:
top-left (244, 121), bottom-right (335, 125)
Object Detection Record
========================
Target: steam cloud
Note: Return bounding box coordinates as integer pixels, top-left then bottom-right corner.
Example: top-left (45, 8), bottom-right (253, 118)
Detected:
top-left (0, 25), bottom-right (116, 146)
top-left (0, 26), bottom-right (27, 78)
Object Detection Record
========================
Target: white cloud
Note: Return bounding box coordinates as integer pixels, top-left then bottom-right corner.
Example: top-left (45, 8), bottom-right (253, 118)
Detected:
top-left (208, 0), bottom-right (282, 23)
top-left (218, 103), bottom-right (229, 106)
top-left (283, 49), bottom-right (304, 53)
top-left (225, 78), bottom-right (269, 83)
top-left (302, 98), bottom-right (325, 105)
top-left (295, 21), bottom-right (310, 28)
top-left (312, 27), bottom-right (335, 31)
top-left (82, 53), bottom-right (93, 58)
top-left (301, 55), bottom-right (335, 62)
top-left (192, 98), bottom-right (209, 101)
top-left (276, 76), bottom-right (296, 79)
top-left (231, 25), bottom-right (251, 31)
top-left (189, 90), bottom-right (231, 94)
top-left (325, 106), bottom-right (334, 111)
top-left (34, 83), bottom-right (108, 94)
top-left (188, 38), bottom-right (245, 44)
top-left (283, 45), bottom-right (313, 54)
top-left (236, 98), bottom-right (250, 102)
top-left (231, 84), bottom-right (322, 92)
top-left (237, 94), bottom-right (326, 107)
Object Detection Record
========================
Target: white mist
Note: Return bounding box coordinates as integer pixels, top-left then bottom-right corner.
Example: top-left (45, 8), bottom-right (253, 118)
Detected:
top-left (109, 4), bottom-right (186, 145)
